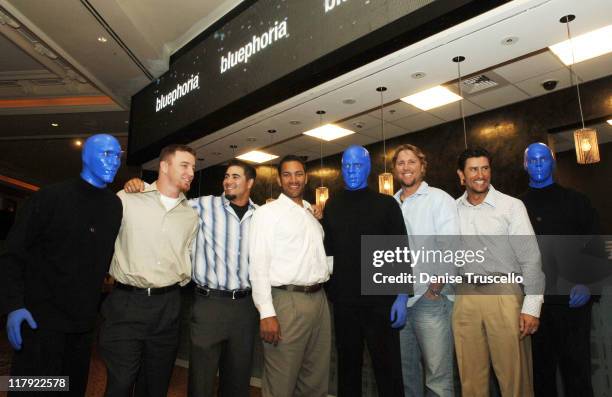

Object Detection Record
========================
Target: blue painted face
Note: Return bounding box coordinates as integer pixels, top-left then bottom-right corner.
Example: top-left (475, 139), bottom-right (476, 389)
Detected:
top-left (80, 134), bottom-right (122, 188)
top-left (341, 145), bottom-right (371, 191)
top-left (524, 143), bottom-right (554, 188)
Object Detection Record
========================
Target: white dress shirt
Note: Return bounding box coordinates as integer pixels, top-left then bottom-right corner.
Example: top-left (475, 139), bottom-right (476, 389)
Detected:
top-left (249, 193), bottom-right (330, 319)
top-left (456, 185), bottom-right (545, 317)
top-left (394, 182), bottom-right (460, 306)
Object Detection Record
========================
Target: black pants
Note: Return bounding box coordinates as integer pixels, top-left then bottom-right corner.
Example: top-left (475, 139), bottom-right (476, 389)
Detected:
top-left (333, 303), bottom-right (404, 397)
top-left (188, 291), bottom-right (259, 397)
top-left (532, 302), bottom-right (593, 397)
top-left (9, 327), bottom-right (94, 397)
top-left (98, 288), bottom-right (181, 397)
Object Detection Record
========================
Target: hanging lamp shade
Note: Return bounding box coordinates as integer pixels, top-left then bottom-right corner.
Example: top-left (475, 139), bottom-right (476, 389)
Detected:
top-left (315, 186), bottom-right (329, 208)
top-left (573, 128), bottom-right (600, 164)
top-left (378, 172), bottom-right (394, 195)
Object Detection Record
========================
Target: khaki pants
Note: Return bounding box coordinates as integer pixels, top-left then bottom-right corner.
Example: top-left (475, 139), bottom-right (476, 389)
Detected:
top-left (452, 284), bottom-right (534, 397)
top-left (262, 288), bottom-right (331, 397)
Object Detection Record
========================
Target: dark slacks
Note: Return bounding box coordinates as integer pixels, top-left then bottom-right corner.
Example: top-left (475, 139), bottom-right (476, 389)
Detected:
top-left (9, 327), bottom-right (94, 397)
top-left (188, 291), bottom-right (259, 397)
top-left (333, 303), bottom-right (404, 397)
top-left (98, 287), bottom-right (181, 397)
top-left (532, 302), bottom-right (593, 397)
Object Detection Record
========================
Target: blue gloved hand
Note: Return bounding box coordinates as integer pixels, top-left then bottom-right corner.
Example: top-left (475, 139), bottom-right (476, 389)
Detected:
top-left (569, 284), bottom-right (591, 308)
top-left (390, 294), bottom-right (408, 329)
top-left (6, 308), bottom-right (37, 350)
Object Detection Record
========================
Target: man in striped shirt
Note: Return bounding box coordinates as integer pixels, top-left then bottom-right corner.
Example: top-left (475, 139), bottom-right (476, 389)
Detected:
top-left (125, 159), bottom-right (258, 397)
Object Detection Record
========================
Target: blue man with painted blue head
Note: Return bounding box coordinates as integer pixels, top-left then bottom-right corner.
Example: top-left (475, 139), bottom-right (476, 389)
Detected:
top-left (80, 133), bottom-right (123, 188)
top-left (323, 144), bottom-right (409, 396)
top-left (341, 144), bottom-right (371, 190)
top-left (2, 133), bottom-right (123, 395)
top-left (524, 142), bottom-right (554, 188)
top-left (523, 142), bottom-right (590, 308)
top-left (521, 142), bottom-right (599, 396)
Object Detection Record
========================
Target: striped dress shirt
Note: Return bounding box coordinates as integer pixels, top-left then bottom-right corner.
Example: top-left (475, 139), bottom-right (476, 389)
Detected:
top-left (190, 194), bottom-right (257, 291)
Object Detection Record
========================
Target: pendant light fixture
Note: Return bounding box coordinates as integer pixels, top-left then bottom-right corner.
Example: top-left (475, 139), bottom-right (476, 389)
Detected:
top-left (453, 55), bottom-right (468, 149)
top-left (560, 14), bottom-right (600, 164)
top-left (265, 130), bottom-right (276, 203)
top-left (315, 110), bottom-right (329, 207)
top-left (376, 86), bottom-right (394, 195)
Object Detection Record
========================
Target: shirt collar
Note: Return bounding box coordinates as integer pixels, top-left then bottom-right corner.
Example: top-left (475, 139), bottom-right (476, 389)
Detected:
top-left (278, 192), bottom-right (311, 210)
top-left (145, 181), bottom-right (187, 202)
top-left (393, 181), bottom-right (429, 203)
top-left (459, 184), bottom-right (497, 208)
top-left (221, 194), bottom-right (256, 210)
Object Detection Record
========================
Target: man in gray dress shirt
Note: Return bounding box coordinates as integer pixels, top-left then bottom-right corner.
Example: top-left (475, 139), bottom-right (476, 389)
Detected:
top-left (453, 147), bottom-right (545, 397)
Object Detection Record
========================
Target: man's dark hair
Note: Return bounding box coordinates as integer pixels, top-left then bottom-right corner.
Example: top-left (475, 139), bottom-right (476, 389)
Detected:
top-left (159, 144), bottom-right (196, 162)
top-left (226, 159), bottom-right (256, 181)
top-left (277, 155), bottom-right (306, 174)
top-left (457, 147), bottom-right (492, 171)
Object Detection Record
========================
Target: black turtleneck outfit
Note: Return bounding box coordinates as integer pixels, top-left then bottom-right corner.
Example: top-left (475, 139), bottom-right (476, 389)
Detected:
top-left (2, 178), bottom-right (122, 396)
top-left (322, 188), bottom-right (407, 397)
top-left (520, 183), bottom-right (598, 397)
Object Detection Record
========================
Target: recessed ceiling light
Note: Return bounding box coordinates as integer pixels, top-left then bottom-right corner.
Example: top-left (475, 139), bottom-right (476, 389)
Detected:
top-left (303, 124), bottom-right (356, 141)
top-left (607, 119), bottom-right (612, 125)
top-left (549, 24), bottom-right (612, 65)
top-left (51, 122), bottom-right (59, 127)
top-left (74, 139), bottom-right (82, 147)
top-left (411, 72), bottom-right (426, 79)
top-left (289, 120), bottom-right (301, 125)
top-left (400, 86), bottom-right (462, 110)
top-left (236, 150), bottom-right (278, 163)
top-left (246, 137), bottom-right (257, 142)
top-left (342, 99), bottom-right (356, 104)
top-left (98, 36), bottom-right (108, 43)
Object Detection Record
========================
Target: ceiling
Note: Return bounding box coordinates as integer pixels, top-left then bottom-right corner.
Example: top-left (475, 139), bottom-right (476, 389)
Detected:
top-left (0, 0), bottom-right (611, 188)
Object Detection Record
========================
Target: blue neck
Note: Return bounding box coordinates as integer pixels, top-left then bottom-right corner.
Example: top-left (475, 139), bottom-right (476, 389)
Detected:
top-left (80, 169), bottom-right (106, 188)
top-left (529, 178), bottom-right (553, 189)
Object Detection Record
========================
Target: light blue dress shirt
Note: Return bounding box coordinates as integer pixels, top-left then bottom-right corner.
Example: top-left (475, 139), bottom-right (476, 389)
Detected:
top-left (394, 181), bottom-right (460, 306)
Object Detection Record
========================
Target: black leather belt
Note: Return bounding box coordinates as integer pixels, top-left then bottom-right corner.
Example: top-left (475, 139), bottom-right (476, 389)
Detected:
top-left (274, 283), bottom-right (323, 293)
top-left (114, 282), bottom-right (179, 296)
top-left (195, 285), bottom-right (252, 300)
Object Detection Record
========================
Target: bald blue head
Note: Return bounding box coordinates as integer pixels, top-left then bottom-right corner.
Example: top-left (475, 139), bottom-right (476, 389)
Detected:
top-left (341, 145), bottom-right (371, 190)
top-left (81, 134), bottom-right (122, 188)
top-left (524, 142), bottom-right (554, 188)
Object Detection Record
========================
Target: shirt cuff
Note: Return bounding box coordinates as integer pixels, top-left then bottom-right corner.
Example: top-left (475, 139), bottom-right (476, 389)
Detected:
top-left (521, 294), bottom-right (544, 317)
top-left (257, 301), bottom-right (277, 320)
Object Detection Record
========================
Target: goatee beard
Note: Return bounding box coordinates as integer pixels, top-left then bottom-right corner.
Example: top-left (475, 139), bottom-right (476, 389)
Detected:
top-left (225, 193), bottom-right (237, 201)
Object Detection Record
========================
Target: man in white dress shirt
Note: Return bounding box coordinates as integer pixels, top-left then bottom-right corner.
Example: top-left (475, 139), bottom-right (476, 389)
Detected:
top-left (453, 147), bottom-right (545, 397)
top-left (249, 154), bottom-right (331, 397)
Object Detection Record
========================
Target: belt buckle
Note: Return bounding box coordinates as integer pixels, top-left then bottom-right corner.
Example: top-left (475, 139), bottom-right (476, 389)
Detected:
top-left (201, 287), bottom-right (211, 297)
top-left (232, 290), bottom-right (238, 300)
